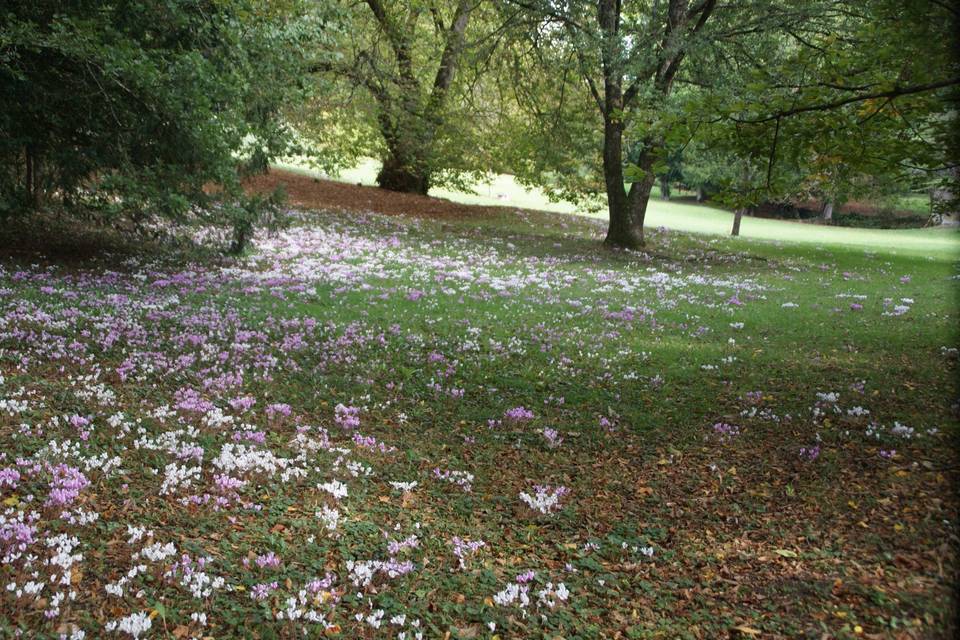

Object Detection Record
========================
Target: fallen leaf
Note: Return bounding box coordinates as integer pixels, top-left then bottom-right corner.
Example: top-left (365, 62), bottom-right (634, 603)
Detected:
top-left (732, 625), bottom-right (761, 636)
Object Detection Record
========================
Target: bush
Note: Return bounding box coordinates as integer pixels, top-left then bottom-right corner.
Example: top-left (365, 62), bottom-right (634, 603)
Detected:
top-left (0, 0), bottom-right (324, 251)
top-left (829, 212), bottom-right (930, 229)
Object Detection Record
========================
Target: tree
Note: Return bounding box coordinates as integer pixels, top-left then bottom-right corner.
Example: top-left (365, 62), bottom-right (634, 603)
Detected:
top-left (0, 0), bottom-right (326, 251)
top-left (707, 0), bottom-right (958, 221)
top-left (305, 0), bottom-right (501, 195)
top-left (502, 0), bottom-right (956, 248)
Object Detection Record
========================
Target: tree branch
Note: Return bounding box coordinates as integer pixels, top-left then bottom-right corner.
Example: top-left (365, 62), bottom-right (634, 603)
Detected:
top-left (733, 77), bottom-right (960, 123)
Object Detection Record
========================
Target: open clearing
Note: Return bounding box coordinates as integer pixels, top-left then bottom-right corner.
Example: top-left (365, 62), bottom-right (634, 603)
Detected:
top-left (1, 185), bottom-right (958, 639)
top-left (277, 160), bottom-right (959, 256)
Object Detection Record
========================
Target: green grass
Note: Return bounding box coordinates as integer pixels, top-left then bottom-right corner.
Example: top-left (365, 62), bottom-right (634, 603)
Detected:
top-left (277, 158), bottom-right (960, 258)
top-left (1, 200), bottom-right (957, 639)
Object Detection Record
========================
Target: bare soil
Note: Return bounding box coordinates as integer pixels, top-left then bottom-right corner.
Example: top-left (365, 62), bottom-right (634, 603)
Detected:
top-left (243, 168), bottom-right (513, 221)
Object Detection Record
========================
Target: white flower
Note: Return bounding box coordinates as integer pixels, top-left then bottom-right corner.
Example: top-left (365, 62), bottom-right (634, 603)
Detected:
top-left (105, 611), bottom-right (152, 638)
top-left (318, 480), bottom-right (348, 500)
top-left (316, 505), bottom-right (340, 532)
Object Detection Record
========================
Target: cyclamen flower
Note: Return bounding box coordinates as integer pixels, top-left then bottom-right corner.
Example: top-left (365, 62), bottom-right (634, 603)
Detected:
top-left (387, 534), bottom-right (419, 555)
top-left (712, 422), bottom-right (740, 442)
top-left (334, 404), bottom-right (360, 430)
top-left (266, 403), bottom-right (291, 419)
top-left (229, 395), bottom-right (257, 412)
top-left (519, 484), bottom-right (569, 515)
top-left (493, 582), bottom-right (530, 608)
top-left (105, 611), bottom-right (152, 638)
top-left (504, 406), bottom-right (535, 422)
top-left (316, 505), bottom-right (340, 532)
top-left (515, 570), bottom-right (536, 583)
top-left (433, 468), bottom-right (473, 492)
top-left (799, 445), bottom-right (820, 461)
top-left (537, 581), bottom-right (570, 608)
top-left (450, 537), bottom-right (485, 570)
top-left (542, 427), bottom-right (563, 448)
top-left (45, 464), bottom-right (90, 507)
top-left (255, 551), bottom-right (280, 568)
top-left (0, 467), bottom-right (20, 489)
top-left (318, 480), bottom-right (348, 500)
top-left (1, 510), bottom-right (39, 558)
top-left (250, 581), bottom-right (278, 601)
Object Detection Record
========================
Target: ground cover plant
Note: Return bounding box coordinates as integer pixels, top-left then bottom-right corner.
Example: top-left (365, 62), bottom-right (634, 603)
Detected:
top-left (1, 200), bottom-right (958, 639)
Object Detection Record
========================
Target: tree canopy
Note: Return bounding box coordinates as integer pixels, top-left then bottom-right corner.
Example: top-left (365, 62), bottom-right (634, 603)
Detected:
top-left (493, 0), bottom-right (957, 247)
top-left (1, 0), bottom-right (956, 249)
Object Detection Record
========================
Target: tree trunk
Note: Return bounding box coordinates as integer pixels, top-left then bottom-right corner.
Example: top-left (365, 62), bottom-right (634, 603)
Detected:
top-left (365, 0), bottom-right (471, 196)
top-left (821, 199), bottom-right (833, 221)
top-left (377, 151), bottom-right (430, 195)
top-left (24, 146), bottom-right (39, 209)
top-left (731, 207), bottom-right (745, 236)
top-left (696, 186), bottom-right (704, 202)
top-left (659, 176), bottom-right (671, 200)
top-left (601, 118), bottom-right (645, 248)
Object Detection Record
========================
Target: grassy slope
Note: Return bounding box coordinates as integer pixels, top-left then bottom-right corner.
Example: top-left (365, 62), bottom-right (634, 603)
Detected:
top-left (1, 198), bottom-right (957, 639)
top-left (277, 159), bottom-right (959, 258)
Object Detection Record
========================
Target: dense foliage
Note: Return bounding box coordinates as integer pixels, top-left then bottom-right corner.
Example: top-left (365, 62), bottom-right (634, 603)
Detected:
top-left (0, 0), bottom-right (325, 250)
top-left (298, 0), bottom-right (505, 194)
top-left (496, 0), bottom-right (957, 246)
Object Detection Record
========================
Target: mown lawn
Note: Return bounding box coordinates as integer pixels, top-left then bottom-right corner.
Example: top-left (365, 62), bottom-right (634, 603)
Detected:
top-left (278, 159), bottom-right (958, 256)
top-left (1, 205), bottom-right (957, 639)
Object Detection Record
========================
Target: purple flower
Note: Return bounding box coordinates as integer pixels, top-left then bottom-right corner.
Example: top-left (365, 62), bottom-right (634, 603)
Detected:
top-left (250, 581), bottom-right (278, 601)
top-left (255, 552), bottom-right (281, 568)
top-left (504, 406), bottom-right (535, 423)
top-left (45, 464), bottom-right (90, 507)
top-left (542, 428), bottom-right (563, 448)
top-left (229, 395), bottom-right (257, 412)
top-left (799, 445), bottom-right (820, 461)
top-left (0, 467), bottom-right (20, 489)
top-left (515, 570), bottom-right (536, 583)
top-left (334, 404), bottom-right (361, 430)
top-left (712, 422), bottom-right (740, 441)
top-left (265, 403), bottom-right (291, 419)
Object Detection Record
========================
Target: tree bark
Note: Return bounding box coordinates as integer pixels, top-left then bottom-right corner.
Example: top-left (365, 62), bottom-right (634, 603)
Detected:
top-left (731, 207), bottom-right (745, 236)
top-left (821, 199), bottom-right (833, 221)
top-left (599, 0), bottom-right (645, 249)
top-left (377, 152), bottom-right (430, 195)
top-left (24, 146), bottom-right (39, 209)
top-left (366, 0), bottom-right (472, 195)
top-left (659, 176), bottom-right (671, 200)
top-left (601, 113), bottom-right (647, 248)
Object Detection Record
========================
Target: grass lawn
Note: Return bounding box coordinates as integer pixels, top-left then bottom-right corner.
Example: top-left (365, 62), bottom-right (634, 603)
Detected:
top-left (277, 159), bottom-right (960, 258)
top-left (1, 196), bottom-right (957, 638)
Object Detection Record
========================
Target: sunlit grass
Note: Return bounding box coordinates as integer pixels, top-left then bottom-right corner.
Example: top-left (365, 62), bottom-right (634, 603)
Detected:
top-left (276, 158), bottom-right (959, 258)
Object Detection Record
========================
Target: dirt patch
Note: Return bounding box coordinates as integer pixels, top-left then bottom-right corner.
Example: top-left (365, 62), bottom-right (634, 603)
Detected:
top-left (244, 168), bottom-right (519, 221)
